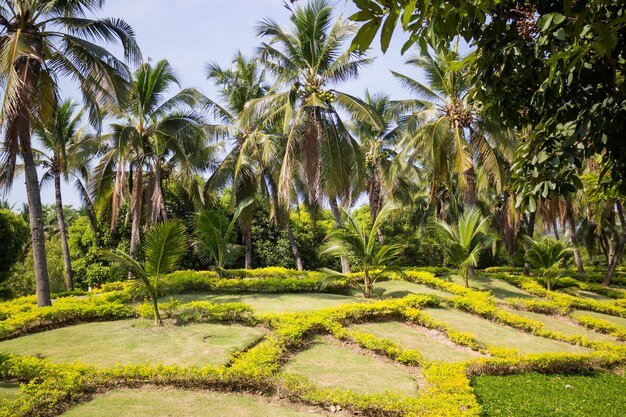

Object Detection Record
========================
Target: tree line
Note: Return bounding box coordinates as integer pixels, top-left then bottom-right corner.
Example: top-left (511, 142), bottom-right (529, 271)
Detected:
top-left (1, 0), bottom-right (624, 307)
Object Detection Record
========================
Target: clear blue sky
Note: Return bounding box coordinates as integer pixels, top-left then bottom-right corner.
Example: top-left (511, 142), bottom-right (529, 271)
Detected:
top-left (4, 0), bottom-right (422, 208)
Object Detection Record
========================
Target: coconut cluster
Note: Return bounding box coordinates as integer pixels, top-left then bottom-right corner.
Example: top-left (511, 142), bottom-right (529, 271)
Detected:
top-left (298, 83), bottom-right (336, 103)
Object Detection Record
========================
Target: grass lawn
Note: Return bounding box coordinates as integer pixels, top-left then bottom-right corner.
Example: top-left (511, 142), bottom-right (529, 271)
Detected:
top-left (0, 383), bottom-right (19, 404)
top-left (283, 339), bottom-right (419, 396)
top-left (372, 280), bottom-right (452, 299)
top-left (162, 293), bottom-right (370, 313)
top-left (349, 321), bottom-right (485, 362)
top-left (423, 307), bottom-right (591, 354)
top-left (500, 306), bottom-right (621, 343)
top-left (0, 320), bottom-right (266, 367)
top-left (61, 389), bottom-right (330, 417)
top-left (473, 372), bottom-right (626, 417)
top-left (445, 275), bottom-right (536, 300)
top-left (571, 310), bottom-right (626, 329)
top-left (562, 289), bottom-right (613, 302)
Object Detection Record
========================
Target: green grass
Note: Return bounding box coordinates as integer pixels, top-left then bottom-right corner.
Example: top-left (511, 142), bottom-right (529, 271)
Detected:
top-left (0, 382), bottom-right (19, 404)
top-left (500, 306), bottom-right (621, 343)
top-left (283, 339), bottom-right (418, 396)
top-left (349, 321), bottom-right (485, 362)
top-left (162, 293), bottom-right (370, 313)
top-left (0, 320), bottom-right (266, 367)
top-left (571, 310), bottom-right (626, 329)
top-left (61, 389), bottom-right (328, 417)
top-left (372, 280), bottom-right (452, 299)
top-left (445, 275), bottom-right (536, 300)
top-left (423, 307), bottom-right (591, 354)
top-left (473, 372), bottom-right (626, 417)
top-left (562, 289), bottom-right (613, 302)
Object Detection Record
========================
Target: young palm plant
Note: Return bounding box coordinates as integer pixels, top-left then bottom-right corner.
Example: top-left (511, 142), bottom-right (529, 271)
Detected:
top-left (321, 202), bottom-right (403, 298)
top-left (0, 0), bottom-right (139, 307)
top-left (101, 220), bottom-right (187, 325)
top-left (193, 200), bottom-right (253, 277)
top-left (434, 208), bottom-right (496, 288)
top-left (523, 236), bottom-right (572, 291)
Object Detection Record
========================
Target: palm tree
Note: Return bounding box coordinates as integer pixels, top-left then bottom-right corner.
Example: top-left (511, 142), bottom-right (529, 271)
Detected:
top-left (193, 200), bottom-right (252, 277)
top-left (320, 202), bottom-right (404, 298)
top-left (102, 220), bottom-right (187, 325)
top-left (434, 207), bottom-right (496, 288)
top-left (242, 0), bottom-right (382, 273)
top-left (93, 59), bottom-right (207, 260)
top-left (205, 52), bottom-right (270, 269)
top-left (35, 99), bottom-right (93, 291)
top-left (241, 0), bottom-right (381, 209)
top-left (350, 91), bottom-right (419, 244)
top-left (523, 236), bottom-right (572, 291)
top-left (0, 0), bottom-right (139, 306)
top-left (393, 45), bottom-right (505, 209)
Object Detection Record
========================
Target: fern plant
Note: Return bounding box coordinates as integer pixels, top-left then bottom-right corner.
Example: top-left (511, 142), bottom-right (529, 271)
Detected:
top-left (101, 220), bottom-right (187, 325)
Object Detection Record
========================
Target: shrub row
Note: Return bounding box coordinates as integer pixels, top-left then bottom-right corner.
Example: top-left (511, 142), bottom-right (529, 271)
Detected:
top-left (570, 315), bottom-right (626, 341)
top-left (486, 272), bottom-right (626, 317)
top-left (403, 271), bottom-right (626, 355)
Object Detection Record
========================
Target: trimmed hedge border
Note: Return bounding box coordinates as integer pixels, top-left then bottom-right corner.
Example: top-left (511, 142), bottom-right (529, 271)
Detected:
top-left (0, 270), bottom-right (625, 417)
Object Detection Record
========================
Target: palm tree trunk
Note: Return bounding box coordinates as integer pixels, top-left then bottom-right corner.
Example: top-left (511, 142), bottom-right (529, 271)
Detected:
top-left (604, 201), bottom-right (626, 287)
top-left (130, 167), bottom-right (144, 260)
top-left (286, 222), bottom-right (304, 271)
top-left (566, 200), bottom-right (584, 273)
top-left (523, 212), bottom-right (536, 276)
top-left (54, 172), bottom-right (73, 291)
top-left (552, 218), bottom-right (560, 240)
top-left (330, 197), bottom-right (351, 274)
top-left (464, 167), bottom-right (477, 207)
top-left (22, 137), bottom-right (52, 306)
top-left (368, 170), bottom-right (385, 245)
top-left (503, 192), bottom-right (516, 261)
top-left (240, 219), bottom-right (253, 270)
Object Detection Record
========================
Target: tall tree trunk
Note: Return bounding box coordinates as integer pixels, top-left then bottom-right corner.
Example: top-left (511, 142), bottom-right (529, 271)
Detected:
top-left (604, 201), bottom-right (626, 287)
top-left (464, 166), bottom-right (477, 207)
top-left (523, 212), bottom-right (536, 276)
top-left (368, 170), bottom-right (385, 245)
top-left (330, 197), bottom-right (351, 274)
top-left (503, 192), bottom-right (516, 261)
top-left (552, 218), bottom-right (560, 240)
top-left (286, 222), bottom-right (303, 271)
top-left (129, 168), bottom-right (143, 260)
top-left (566, 200), bottom-right (584, 273)
top-left (240, 219), bottom-right (252, 270)
top-left (54, 172), bottom-right (73, 291)
top-left (23, 137), bottom-right (52, 306)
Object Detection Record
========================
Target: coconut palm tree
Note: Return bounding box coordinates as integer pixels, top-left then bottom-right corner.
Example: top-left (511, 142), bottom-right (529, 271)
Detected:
top-left (0, 0), bottom-right (139, 306)
top-left (434, 207), bottom-right (496, 288)
top-left (35, 99), bottom-right (96, 291)
top-left (350, 91), bottom-right (420, 244)
top-left (241, 0), bottom-right (381, 210)
top-left (320, 202), bottom-right (404, 298)
top-left (102, 220), bottom-right (187, 325)
top-left (205, 52), bottom-right (271, 269)
top-left (92, 59), bottom-right (208, 260)
top-left (393, 45), bottom-right (505, 209)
